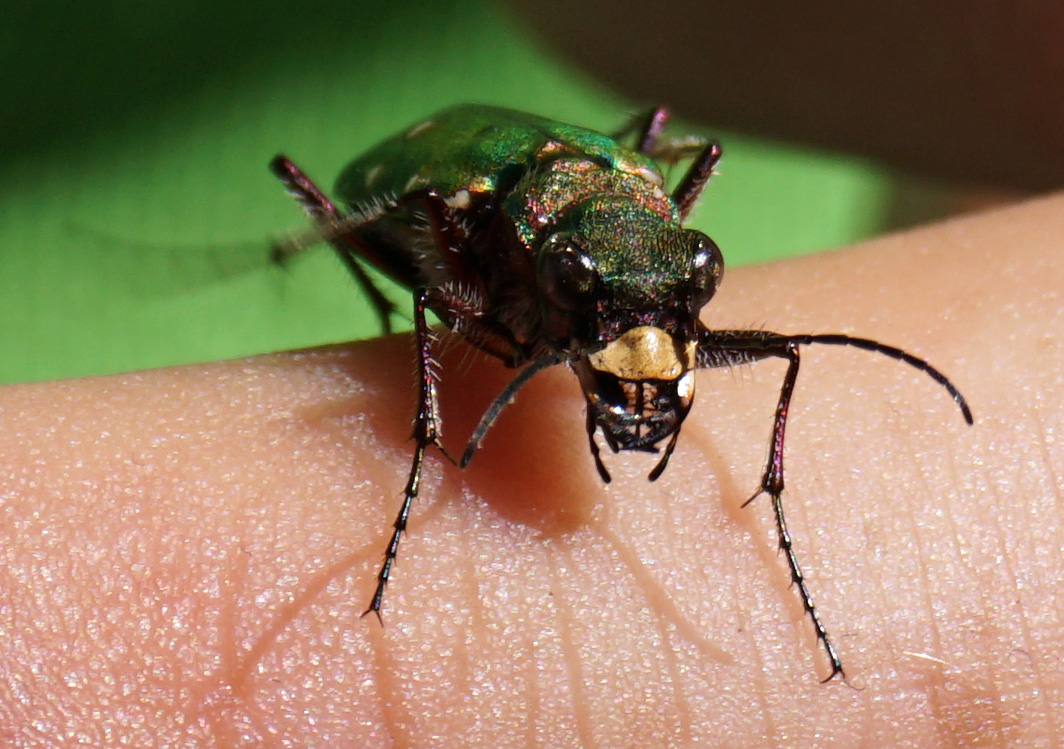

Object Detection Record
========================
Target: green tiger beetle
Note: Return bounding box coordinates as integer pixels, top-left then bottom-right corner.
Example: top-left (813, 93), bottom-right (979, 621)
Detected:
top-left (270, 104), bottom-right (973, 682)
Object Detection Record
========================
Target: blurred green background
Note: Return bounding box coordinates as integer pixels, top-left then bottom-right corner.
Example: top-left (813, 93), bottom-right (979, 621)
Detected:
top-left (0, 0), bottom-right (965, 385)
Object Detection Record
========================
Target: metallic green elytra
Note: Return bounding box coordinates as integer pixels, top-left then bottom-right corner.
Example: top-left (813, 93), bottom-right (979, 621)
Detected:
top-left (335, 106), bottom-right (666, 207)
top-left (271, 105), bottom-right (972, 683)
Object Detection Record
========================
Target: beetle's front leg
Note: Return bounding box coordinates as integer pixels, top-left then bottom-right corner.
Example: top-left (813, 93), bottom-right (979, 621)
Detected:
top-left (743, 341), bottom-right (850, 683)
top-left (697, 329), bottom-right (846, 682)
top-left (364, 195), bottom-right (529, 619)
top-left (697, 326), bottom-right (972, 681)
top-left (364, 288), bottom-right (446, 621)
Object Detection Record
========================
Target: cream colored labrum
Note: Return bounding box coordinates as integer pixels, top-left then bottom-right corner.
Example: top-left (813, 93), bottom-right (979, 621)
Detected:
top-left (586, 325), bottom-right (696, 382)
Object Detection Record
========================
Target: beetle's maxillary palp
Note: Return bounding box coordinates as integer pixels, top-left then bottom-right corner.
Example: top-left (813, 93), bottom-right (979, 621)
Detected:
top-left (585, 408), bottom-right (612, 483)
top-left (460, 354), bottom-right (563, 468)
top-left (647, 428), bottom-right (682, 481)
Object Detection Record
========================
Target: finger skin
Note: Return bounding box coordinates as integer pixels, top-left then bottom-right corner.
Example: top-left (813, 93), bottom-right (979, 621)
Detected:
top-left (0, 194), bottom-right (1061, 744)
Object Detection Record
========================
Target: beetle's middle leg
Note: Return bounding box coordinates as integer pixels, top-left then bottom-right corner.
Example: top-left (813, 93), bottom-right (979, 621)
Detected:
top-left (672, 141), bottom-right (722, 221)
top-left (611, 110), bottom-right (721, 220)
top-left (269, 154), bottom-right (398, 334)
top-left (613, 107), bottom-right (670, 155)
top-left (614, 107), bottom-right (710, 163)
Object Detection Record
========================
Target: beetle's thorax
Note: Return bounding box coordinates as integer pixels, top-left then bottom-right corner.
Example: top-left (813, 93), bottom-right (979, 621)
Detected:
top-left (503, 157), bottom-right (675, 251)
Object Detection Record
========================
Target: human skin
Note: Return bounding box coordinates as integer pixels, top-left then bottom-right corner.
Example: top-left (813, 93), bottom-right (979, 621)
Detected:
top-left (0, 191), bottom-right (1060, 745)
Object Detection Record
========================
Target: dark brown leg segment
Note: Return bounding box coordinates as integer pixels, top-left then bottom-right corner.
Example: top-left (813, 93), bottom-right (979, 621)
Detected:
top-left (672, 141), bottom-right (722, 222)
top-left (359, 191), bottom-right (531, 618)
top-left (612, 107), bottom-right (670, 154)
top-left (745, 342), bottom-right (845, 682)
top-left (363, 288), bottom-right (443, 620)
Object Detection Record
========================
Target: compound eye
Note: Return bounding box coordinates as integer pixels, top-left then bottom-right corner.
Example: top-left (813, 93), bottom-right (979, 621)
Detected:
top-left (689, 233), bottom-right (724, 311)
top-left (539, 233), bottom-right (598, 312)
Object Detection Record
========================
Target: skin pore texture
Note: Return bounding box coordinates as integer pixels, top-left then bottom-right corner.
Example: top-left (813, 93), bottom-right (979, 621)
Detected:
top-left (1, 192), bottom-right (1061, 745)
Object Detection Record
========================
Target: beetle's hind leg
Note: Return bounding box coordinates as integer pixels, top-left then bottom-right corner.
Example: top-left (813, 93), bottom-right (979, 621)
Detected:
top-left (270, 155), bottom-right (398, 334)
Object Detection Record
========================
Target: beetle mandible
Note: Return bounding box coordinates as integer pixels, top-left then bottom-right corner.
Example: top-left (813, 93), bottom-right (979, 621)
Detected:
top-left (270, 105), bottom-right (973, 682)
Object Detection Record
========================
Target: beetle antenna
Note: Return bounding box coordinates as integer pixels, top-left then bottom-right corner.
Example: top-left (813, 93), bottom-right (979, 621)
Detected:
top-left (268, 225), bottom-right (330, 266)
top-left (460, 355), bottom-right (564, 468)
top-left (269, 208), bottom-right (394, 267)
top-left (791, 334), bottom-right (974, 424)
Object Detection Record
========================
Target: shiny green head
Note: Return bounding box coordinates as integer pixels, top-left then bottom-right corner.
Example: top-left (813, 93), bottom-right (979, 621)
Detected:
top-left (535, 194), bottom-right (723, 346)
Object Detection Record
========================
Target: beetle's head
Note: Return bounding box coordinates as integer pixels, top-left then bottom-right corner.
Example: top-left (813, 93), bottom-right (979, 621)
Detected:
top-left (535, 195), bottom-right (723, 468)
